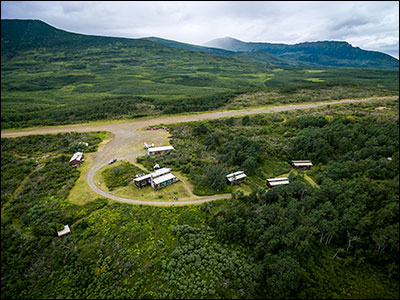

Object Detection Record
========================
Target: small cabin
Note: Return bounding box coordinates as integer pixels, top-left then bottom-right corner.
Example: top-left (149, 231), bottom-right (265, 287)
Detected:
top-left (226, 171), bottom-right (247, 185)
top-left (134, 173), bottom-right (153, 188)
top-left (151, 173), bottom-right (178, 190)
top-left (57, 225), bottom-right (71, 237)
top-left (70, 152), bottom-right (84, 167)
top-left (147, 145), bottom-right (174, 156)
top-left (267, 177), bottom-right (290, 187)
top-left (291, 160), bottom-right (313, 169)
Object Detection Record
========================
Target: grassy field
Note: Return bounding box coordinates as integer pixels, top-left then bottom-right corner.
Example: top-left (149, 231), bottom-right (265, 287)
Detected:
top-left (68, 132), bottom-right (113, 205)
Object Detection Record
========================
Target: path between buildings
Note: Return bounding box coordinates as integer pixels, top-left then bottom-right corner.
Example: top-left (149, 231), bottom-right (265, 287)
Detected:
top-left (2, 96), bottom-right (397, 206)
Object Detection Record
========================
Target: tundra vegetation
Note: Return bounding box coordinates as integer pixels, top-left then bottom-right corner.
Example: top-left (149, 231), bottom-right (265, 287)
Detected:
top-left (1, 21), bottom-right (398, 130)
top-left (1, 100), bottom-right (398, 299)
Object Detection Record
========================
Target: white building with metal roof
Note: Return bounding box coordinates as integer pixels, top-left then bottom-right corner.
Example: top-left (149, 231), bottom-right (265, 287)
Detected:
top-left (57, 225), bottom-right (71, 237)
top-left (147, 145), bottom-right (174, 156)
top-left (291, 160), bottom-right (313, 168)
top-left (69, 152), bottom-right (84, 167)
top-left (267, 177), bottom-right (290, 187)
top-left (226, 171), bottom-right (247, 185)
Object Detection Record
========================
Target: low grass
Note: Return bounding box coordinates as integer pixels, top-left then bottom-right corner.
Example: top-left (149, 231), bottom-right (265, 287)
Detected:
top-left (68, 132), bottom-right (113, 205)
top-left (112, 180), bottom-right (191, 202)
top-left (306, 70), bottom-right (325, 73)
top-left (305, 78), bottom-right (325, 82)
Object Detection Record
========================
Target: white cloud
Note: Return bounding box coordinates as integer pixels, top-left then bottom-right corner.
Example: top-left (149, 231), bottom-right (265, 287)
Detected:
top-left (1, 1), bottom-right (398, 58)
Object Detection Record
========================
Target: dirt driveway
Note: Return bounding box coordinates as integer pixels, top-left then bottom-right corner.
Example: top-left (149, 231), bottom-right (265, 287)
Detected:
top-left (2, 96), bottom-right (397, 206)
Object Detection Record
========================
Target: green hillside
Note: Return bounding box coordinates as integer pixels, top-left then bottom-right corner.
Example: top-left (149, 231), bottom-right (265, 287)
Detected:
top-left (145, 36), bottom-right (297, 67)
top-left (205, 37), bottom-right (399, 69)
top-left (1, 20), bottom-right (398, 129)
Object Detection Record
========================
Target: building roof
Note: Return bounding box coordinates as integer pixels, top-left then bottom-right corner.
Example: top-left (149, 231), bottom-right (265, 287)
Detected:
top-left (227, 171), bottom-right (247, 182)
top-left (57, 225), bottom-right (71, 237)
top-left (70, 152), bottom-right (83, 162)
top-left (292, 160), bottom-right (313, 167)
top-left (148, 145), bottom-right (174, 152)
top-left (226, 171), bottom-right (245, 178)
top-left (268, 180), bottom-right (290, 186)
top-left (227, 173), bottom-right (247, 182)
top-left (267, 177), bottom-right (289, 182)
top-left (152, 167), bottom-right (171, 178)
top-left (267, 177), bottom-right (290, 186)
top-left (134, 173), bottom-right (152, 182)
top-left (152, 173), bottom-right (176, 185)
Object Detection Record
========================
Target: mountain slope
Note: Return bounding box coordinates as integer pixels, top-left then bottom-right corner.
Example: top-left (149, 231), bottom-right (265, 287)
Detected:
top-left (144, 37), bottom-right (237, 56)
top-left (1, 19), bottom-right (164, 59)
top-left (146, 36), bottom-right (298, 67)
top-left (205, 37), bottom-right (399, 69)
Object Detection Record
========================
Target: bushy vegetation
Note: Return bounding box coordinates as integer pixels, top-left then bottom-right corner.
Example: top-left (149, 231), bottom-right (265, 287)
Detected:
top-left (2, 100), bottom-right (398, 299)
top-left (227, 84), bottom-right (398, 109)
top-left (1, 132), bottom-right (259, 298)
top-left (102, 162), bottom-right (144, 191)
top-left (138, 99), bottom-right (398, 197)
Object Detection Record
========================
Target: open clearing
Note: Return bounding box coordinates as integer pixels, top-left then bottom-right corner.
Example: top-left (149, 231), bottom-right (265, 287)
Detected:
top-left (2, 96), bottom-right (397, 206)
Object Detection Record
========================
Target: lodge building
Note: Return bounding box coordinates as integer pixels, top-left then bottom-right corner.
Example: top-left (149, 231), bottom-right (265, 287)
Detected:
top-left (134, 167), bottom-right (178, 190)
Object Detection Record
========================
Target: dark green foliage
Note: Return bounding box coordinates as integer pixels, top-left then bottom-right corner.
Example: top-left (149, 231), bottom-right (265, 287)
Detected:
top-left (192, 123), bottom-right (209, 136)
top-left (286, 114), bottom-right (328, 129)
top-left (0, 131), bottom-right (104, 155)
top-left (159, 225), bottom-right (258, 299)
top-left (210, 171), bottom-right (398, 298)
top-left (0, 153), bottom-right (35, 206)
top-left (217, 136), bottom-right (261, 169)
top-left (102, 162), bottom-right (144, 190)
top-left (2, 96), bottom-right (398, 299)
top-left (291, 117), bottom-right (399, 166)
top-left (201, 164), bottom-right (227, 191)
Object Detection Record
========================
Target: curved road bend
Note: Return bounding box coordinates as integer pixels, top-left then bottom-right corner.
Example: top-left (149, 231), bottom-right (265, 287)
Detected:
top-left (2, 96), bottom-right (397, 206)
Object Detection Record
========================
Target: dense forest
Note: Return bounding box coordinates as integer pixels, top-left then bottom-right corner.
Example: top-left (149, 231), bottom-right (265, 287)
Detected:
top-left (2, 99), bottom-right (398, 298)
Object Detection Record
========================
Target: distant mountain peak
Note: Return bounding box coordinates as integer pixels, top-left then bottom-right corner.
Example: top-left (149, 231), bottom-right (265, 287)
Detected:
top-left (203, 37), bottom-right (398, 69)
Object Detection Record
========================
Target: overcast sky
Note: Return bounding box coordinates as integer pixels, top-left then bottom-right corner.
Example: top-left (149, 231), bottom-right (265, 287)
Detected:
top-left (2, 1), bottom-right (399, 58)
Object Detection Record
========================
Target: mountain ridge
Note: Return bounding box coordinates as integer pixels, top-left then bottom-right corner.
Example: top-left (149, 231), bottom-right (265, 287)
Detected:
top-left (204, 36), bottom-right (399, 69)
top-left (2, 19), bottom-right (398, 69)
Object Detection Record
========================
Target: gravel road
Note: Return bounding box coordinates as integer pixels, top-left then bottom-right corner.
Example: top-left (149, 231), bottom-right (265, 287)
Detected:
top-left (2, 96), bottom-right (397, 206)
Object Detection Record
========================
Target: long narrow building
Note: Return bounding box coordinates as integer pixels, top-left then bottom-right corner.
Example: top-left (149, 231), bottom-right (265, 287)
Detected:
top-left (291, 160), bottom-right (313, 168)
top-left (147, 145), bottom-right (174, 156)
top-left (266, 177), bottom-right (290, 187)
top-left (226, 171), bottom-right (247, 185)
